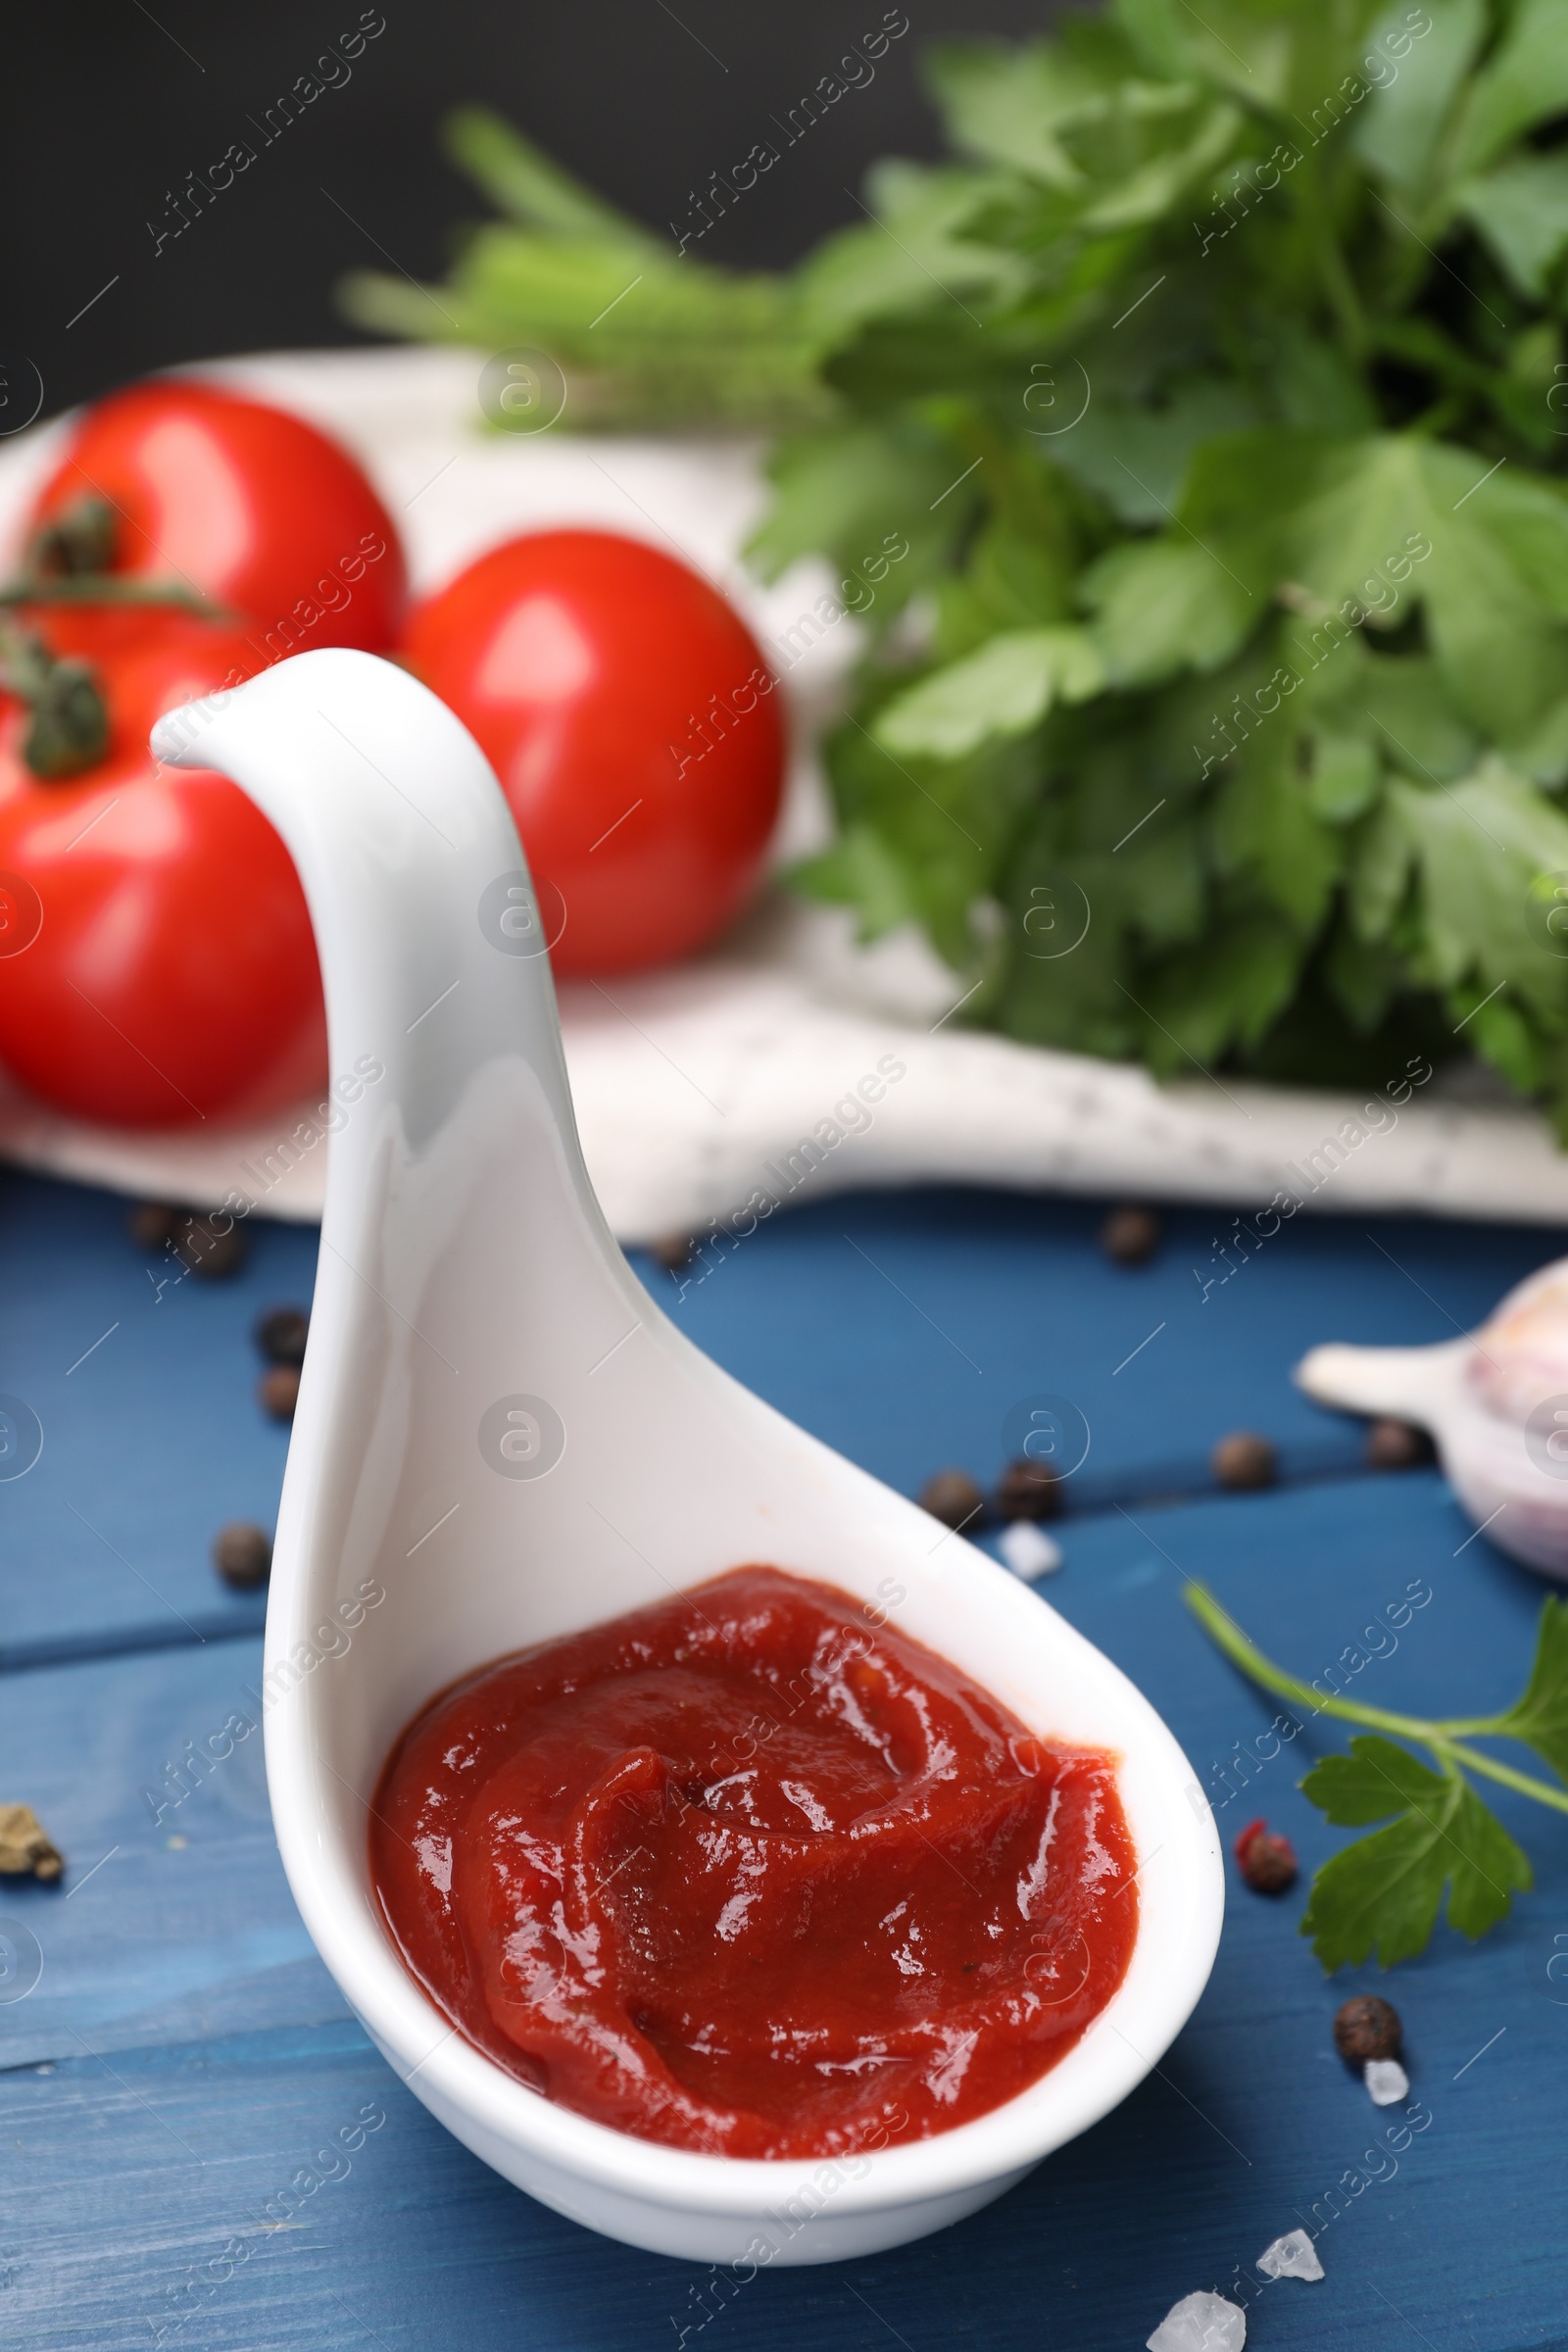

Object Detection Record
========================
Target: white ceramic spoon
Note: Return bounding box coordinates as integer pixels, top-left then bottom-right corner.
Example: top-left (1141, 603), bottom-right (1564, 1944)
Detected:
top-left (1297, 1257), bottom-right (1568, 1578)
top-left (154, 649), bottom-right (1222, 2267)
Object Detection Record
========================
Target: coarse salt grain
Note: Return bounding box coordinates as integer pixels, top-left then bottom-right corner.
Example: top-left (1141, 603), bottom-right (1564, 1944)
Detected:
top-left (997, 1520), bottom-right (1062, 1580)
top-left (1147, 2288), bottom-right (1247, 2352)
top-left (1365, 2056), bottom-right (1409, 2105)
top-left (1256, 2229), bottom-right (1324, 2282)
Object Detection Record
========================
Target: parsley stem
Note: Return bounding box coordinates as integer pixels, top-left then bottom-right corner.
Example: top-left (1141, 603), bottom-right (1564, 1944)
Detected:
top-left (1440, 1740), bottom-right (1568, 1818)
top-left (1290, 152), bottom-right (1368, 356)
top-left (1184, 1590), bottom-right (1568, 1806)
top-left (1184, 1582), bottom-right (1568, 1819)
top-left (1184, 1581), bottom-right (1439, 1738)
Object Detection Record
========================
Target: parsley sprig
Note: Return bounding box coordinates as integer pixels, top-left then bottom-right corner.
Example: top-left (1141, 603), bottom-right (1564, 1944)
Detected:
top-left (1186, 1580), bottom-right (1568, 1970)
top-left (339, 108), bottom-right (834, 430)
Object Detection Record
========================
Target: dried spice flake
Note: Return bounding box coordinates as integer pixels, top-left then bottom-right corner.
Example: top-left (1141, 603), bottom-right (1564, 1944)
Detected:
top-left (0, 1803), bottom-right (63, 1881)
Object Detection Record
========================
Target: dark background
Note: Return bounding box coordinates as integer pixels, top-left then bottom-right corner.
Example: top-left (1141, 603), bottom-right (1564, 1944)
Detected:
top-left (3, 1), bottom-right (1055, 421)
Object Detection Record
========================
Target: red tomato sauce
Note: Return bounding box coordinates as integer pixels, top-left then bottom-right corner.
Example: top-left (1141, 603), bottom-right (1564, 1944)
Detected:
top-left (370, 1567), bottom-right (1138, 2158)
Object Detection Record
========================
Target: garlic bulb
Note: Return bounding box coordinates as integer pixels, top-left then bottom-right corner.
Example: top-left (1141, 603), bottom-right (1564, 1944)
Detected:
top-left (1296, 1254), bottom-right (1568, 1578)
top-left (1465, 1260), bottom-right (1568, 1430)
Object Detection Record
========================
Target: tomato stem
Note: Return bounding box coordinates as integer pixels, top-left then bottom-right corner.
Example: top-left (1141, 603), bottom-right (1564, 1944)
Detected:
top-left (1, 494), bottom-right (226, 619)
top-left (27, 494), bottom-right (120, 578)
top-left (0, 578), bottom-right (222, 616)
top-left (0, 617), bottom-right (110, 781)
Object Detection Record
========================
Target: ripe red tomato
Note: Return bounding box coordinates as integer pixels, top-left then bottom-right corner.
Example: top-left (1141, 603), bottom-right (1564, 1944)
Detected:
top-left (0, 612), bottom-right (325, 1127)
top-left (24, 379), bottom-right (406, 660)
top-left (402, 531), bottom-right (784, 975)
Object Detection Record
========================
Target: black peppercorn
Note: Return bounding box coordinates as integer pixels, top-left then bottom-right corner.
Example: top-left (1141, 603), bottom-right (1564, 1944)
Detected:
top-left (1365, 1417), bottom-right (1435, 1470)
top-left (127, 1200), bottom-right (180, 1251)
top-left (1334, 1994), bottom-right (1402, 2064)
top-left (212, 1522), bottom-right (272, 1591)
top-left (918, 1470), bottom-right (985, 1531)
top-left (1212, 1431), bottom-right (1278, 1491)
top-left (173, 1213), bottom-right (248, 1280)
top-left (1101, 1205), bottom-right (1162, 1265)
top-left (996, 1456), bottom-right (1063, 1522)
top-left (255, 1305), bottom-right (309, 1367)
top-left (259, 1364), bottom-right (300, 1422)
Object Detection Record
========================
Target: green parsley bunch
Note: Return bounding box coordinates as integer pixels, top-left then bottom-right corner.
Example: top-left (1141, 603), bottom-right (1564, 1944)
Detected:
top-left (348, 0), bottom-right (1568, 1122)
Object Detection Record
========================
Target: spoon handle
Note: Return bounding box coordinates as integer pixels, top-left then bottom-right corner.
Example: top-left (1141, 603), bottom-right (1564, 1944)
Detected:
top-left (153, 644), bottom-right (597, 1217)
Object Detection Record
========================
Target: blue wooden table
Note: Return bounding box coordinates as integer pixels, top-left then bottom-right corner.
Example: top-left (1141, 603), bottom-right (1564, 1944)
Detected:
top-left (4, 1168), bottom-right (1567, 2352)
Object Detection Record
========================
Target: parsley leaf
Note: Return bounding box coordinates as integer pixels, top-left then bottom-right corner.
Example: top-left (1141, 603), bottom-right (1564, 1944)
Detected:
top-left (876, 627), bottom-right (1104, 760)
top-left (1299, 1738), bottom-right (1532, 1969)
top-left (1494, 1594), bottom-right (1568, 1784)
